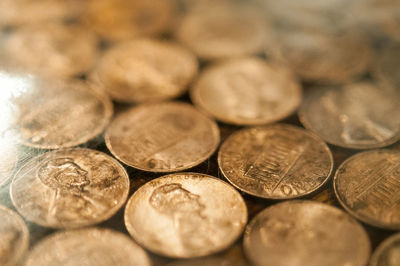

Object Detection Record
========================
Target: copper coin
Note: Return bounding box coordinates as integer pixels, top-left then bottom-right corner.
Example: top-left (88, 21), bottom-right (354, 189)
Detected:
top-left (24, 228), bottom-right (151, 266)
top-left (105, 102), bottom-right (220, 172)
top-left (244, 200), bottom-right (371, 266)
top-left (369, 233), bottom-right (400, 266)
top-left (124, 172), bottom-right (247, 258)
top-left (373, 44), bottom-right (400, 92)
top-left (299, 82), bottom-right (400, 149)
top-left (0, 142), bottom-right (18, 187)
top-left (11, 148), bottom-right (129, 228)
top-left (0, 205), bottom-right (29, 266)
top-left (333, 149), bottom-right (400, 230)
top-left (190, 57), bottom-right (302, 125)
top-left (218, 124), bottom-right (333, 199)
top-left (90, 39), bottom-right (198, 103)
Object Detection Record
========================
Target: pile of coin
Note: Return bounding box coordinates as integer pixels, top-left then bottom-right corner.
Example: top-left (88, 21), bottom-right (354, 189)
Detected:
top-left (0, 0), bottom-right (399, 265)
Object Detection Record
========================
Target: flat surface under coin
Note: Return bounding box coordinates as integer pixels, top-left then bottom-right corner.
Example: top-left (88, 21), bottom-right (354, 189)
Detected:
top-left (334, 149), bottom-right (400, 230)
top-left (369, 233), bottom-right (400, 266)
top-left (218, 124), bottom-right (333, 199)
top-left (24, 228), bottom-right (151, 266)
top-left (124, 173), bottom-right (248, 258)
top-left (244, 200), bottom-right (371, 266)
top-left (105, 102), bottom-right (220, 172)
top-left (191, 57), bottom-right (302, 125)
top-left (11, 148), bottom-right (129, 228)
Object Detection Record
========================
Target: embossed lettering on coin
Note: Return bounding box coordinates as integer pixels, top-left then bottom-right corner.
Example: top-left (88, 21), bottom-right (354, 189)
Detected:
top-left (334, 149), bottom-right (400, 230)
top-left (11, 148), bottom-right (129, 228)
top-left (105, 102), bottom-right (220, 172)
top-left (218, 124), bottom-right (333, 199)
top-left (124, 173), bottom-right (247, 258)
top-left (24, 228), bottom-right (150, 266)
top-left (369, 233), bottom-right (400, 266)
top-left (244, 201), bottom-right (371, 266)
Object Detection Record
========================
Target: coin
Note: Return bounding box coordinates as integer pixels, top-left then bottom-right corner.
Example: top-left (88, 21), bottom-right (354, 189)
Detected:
top-left (90, 39), bottom-right (198, 103)
top-left (218, 124), bottom-right (333, 199)
top-left (24, 228), bottom-right (151, 266)
top-left (333, 149), bottom-right (400, 230)
top-left (0, 142), bottom-right (18, 187)
top-left (105, 102), bottom-right (220, 172)
top-left (11, 148), bottom-right (129, 228)
top-left (373, 44), bottom-right (400, 92)
top-left (369, 233), bottom-right (400, 266)
top-left (0, 205), bottom-right (29, 266)
top-left (124, 172), bottom-right (247, 258)
top-left (299, 82), bottom-right (400, 149)
top-left (243, 200), bottom-right (371, 266)
top-left (190, 57), bottom-right (302, 125)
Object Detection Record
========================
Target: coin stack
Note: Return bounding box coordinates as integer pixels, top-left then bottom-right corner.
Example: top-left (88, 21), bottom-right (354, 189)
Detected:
top-left (0, 0), bottom-right (399, 265)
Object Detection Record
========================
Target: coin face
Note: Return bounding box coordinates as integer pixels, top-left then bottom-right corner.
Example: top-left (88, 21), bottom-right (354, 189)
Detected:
top-left (369, 233), bottom-right (400, 266)
top-left (105, 102), bottom-right (220, 172)
top-left (374, 44), bottom-right (400, 92)
top-left (90, 39), bottom-right (198, 103)
top-left (0, 142), bottom-right (18, 187)
top-left (334, 149), bottom-right (400, 230)
top-left (244, 201), bottom-right (371, 266)
top-left (0, 205), bottom-right (29, 266)
top-left (299, 82), bottom-right (400, 149)
top-left (11, 148), bottom-right (129, 228)
top-left (191, 57), bottom-right (302, 125)
top-left (24, 228), bottom-right (151, 266)
top-left (124, 172), bottom-right (247, 258)
top-left (218, 124), bottom-right (333, 199)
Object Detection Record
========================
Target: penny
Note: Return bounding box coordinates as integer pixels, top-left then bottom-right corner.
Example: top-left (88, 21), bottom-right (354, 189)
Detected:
top-left (105, 102), bottom-right (220, 172)
top-left (90, 39), bottom-right (198, 103)
top-left (299, 82), bottom-right (400, 149)
top-left (124, 172), bottom-right (247, 258)
top-left (24, 228), bottom-right (151, 266)
top-left (333, 149), bottom-right (400, 230)
top-left (190, 57), bottom-right (302, 125)
top-left (373, 44), bottom-right (400, 92)
top-left (10, 148), bottom-right (129, 228)
top-left (0, 142), bottom-right (18, 187)
top-left (218, 124), bottom-right (333, 199)
top-left (0, 205), bottom-right (29, 266)
top-left (243, 200), bottom-right (371, 266)
top-left (369, 233), bottom-right (400, 266)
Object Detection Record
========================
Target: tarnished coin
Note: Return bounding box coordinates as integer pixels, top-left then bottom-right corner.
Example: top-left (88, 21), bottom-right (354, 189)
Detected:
top-left (190, 57), bottom-right (302, 125)
top-left (299, 82), bottom-right (400, 149)
top-left (124, 172), bottom-right (247, 258)
top-left (105, 102), bottom-right (220, 172)
top-left (85, 0), bottom-right (175, 41)
top-left (11, 148), bottom-right (129, 228)
top-left (218, 124), bottom-right (333, 199)
top-left (244, 201), bottom-right (371, 266)
top-left (90, 39), bottom-right (198, 103)
top-left (334, 149), bottom-right (400, 230)
top-left (0, 205), bottom-right (29, 266)
top-left (374, 44), bottom-right (400, 91)
top-left (24, 228), bottom-right (150, 266)
top-left (370, 233), bottom-right (400, 266)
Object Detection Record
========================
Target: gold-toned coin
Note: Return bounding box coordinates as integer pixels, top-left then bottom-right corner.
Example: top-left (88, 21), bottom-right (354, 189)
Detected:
top-left (105, 102), bottom-right (220, 172)
top-left (85, 0), bottom-right (175, 41)
top-left (374, 44), bottom-right (400, 92)
top-left (90, 39), bottom-right (198, 103)
top-left (190, 57), bottom-right (302, 125)
top-left (218, 124), bottom-right (333, 199)
top-left (369, 233), bottom-right (400, 266)
top-left (244, 200), bottom-right (371, 266)
top-left (24, 228), bottom-right (151, 266)
top-left (0, 205), bottom-right (29, 266)
top-left (0, 142), bottom-right (18, 187)
top-left (333, 149), bottom-right (400, 230)
top-left (124, 172), bottom-right (247, 258)
top-left (299, 82), bottom-right (400, 149)
top-left (11, 148), bottom-right (129, 228)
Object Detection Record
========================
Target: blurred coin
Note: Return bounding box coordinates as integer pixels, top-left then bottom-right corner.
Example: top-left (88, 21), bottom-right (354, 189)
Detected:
top-left (333, 149), bottom-right (400, 230)
top-left (0, 142), bottom-right (18, 187)
top-left (0, 205), bottom-right (29, 266)
top-left (299, 82), bottom-right (400, 149)
top-left (374, 44), bottom-right (400, 91)
top-left (11, 148), bottom-right (129, 228)
top-left (190, 57), bottom-right (302, 125)
top-left (244, 200), bottom-right (371, 266)
top-left (105, 102), bottom-right (220, 172)
top-left (124, 172), bottom-right (247, 258)
top-left (218, 124), bottom-right (333, 199)
top-left (90, 39), bottom-right (198, 103)
top-left (24, 228), bottom-right (150, 266)
top-left (369, 233), bottom-right (400, 266)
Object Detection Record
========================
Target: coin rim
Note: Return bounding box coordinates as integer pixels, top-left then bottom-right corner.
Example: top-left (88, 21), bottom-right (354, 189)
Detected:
top-left (369, 232), bottom-right (400, 266)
